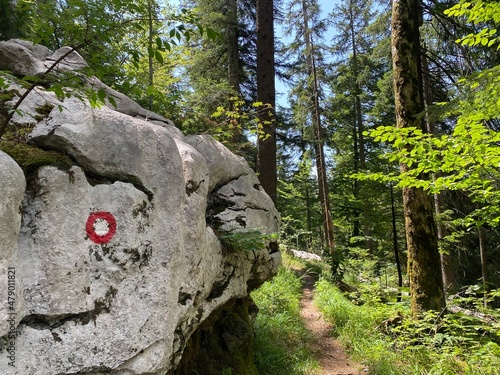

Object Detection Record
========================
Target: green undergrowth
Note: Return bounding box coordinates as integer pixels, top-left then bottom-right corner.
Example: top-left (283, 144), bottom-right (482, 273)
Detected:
top-left (314, 277), bottom-right (500, 374)
top-left (251, 265), bottom-right (320, 375)
top-left (315, 279), bottom-right (404, 374)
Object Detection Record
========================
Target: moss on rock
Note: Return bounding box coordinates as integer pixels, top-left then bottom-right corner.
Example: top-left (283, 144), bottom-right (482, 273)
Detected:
top-left (0, 140), bottom-right (73, 176)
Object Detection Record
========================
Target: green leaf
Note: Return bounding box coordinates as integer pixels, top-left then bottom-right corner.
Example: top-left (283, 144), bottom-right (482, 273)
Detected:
top-left (206, 27), bottom-right (218, 40)
top-left (154, 50), bottom-right (164, 64)
top-left (155, 37), bottom-right (163, 50)
top-left (146, 85), bottom-right (155, 96)
top-left (53, 85), bottom-right (65, 101)
top-left (97, 89), bottom-right (106, 103)
top-left (108, 96), bottom-right (117, 108)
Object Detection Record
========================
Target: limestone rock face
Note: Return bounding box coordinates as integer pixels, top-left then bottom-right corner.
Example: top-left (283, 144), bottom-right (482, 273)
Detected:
top-left (0, 152), bottom-right (26, 337)
top-left (0, 39), bottom-right (51, 77)
top-left (0, 40), bottom-right (280, 375)
top-left (0, 39), bottom-right (87, 77)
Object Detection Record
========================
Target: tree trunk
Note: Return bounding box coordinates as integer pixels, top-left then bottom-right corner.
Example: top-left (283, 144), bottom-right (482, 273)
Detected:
top-left (302, 0), bottom-right (335, 253)
top-left (348, 0), bottom-right (371, 249)
top-left (478, 226), bottom-right (488, 308)
top-left (227, 0), bottom-right (239, 95)
top-left (391, 0), bottom-right (445, 315)
top-left (390, 183), bottom-right (404, 303)
top-left (256, 0), bottom-right (277, 204)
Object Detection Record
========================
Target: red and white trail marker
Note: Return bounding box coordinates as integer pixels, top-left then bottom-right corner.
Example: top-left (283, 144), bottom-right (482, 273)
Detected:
top-left (86, 211), bottom-right (117, 244)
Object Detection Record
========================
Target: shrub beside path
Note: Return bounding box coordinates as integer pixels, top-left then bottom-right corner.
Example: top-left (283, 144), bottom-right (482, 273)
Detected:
top-left (299, 272), bottom-right (367, 375)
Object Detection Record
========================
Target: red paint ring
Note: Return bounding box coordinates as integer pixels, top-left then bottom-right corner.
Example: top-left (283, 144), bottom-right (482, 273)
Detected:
top-left (86, 212), bottom-right (116, 244)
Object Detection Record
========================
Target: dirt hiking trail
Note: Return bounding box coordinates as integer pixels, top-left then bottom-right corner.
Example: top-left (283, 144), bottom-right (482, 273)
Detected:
top-left (299, 272), bottom-right (368, 375)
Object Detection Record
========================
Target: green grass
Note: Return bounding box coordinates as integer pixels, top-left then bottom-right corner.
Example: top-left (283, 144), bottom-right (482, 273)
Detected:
top-left (315, 279), bottom-right (403, 374)
top-left (252, 253), bottom-right (500, 375)
top-left (252, 266), bottom-right (320, 375)
top-left (314, 277), bottom-right (500, 375)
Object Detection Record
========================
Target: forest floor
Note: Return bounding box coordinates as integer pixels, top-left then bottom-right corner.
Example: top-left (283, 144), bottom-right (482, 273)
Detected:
top-left (299, 272), bottom-right (367, 375)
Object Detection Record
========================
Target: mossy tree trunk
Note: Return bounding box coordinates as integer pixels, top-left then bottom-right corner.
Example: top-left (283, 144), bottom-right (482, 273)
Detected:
top-left (391, 0), bottom-right (445, 315)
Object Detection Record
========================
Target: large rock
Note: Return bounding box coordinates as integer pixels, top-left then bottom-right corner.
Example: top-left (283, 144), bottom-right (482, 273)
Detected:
top-left (0, 39), bottom-right (50, 77)
top-left (0, 152), bottom-right (26, 338)
top-left (86, 77), bottom-right (170, 123)
top-left (0, 39), bottom-right (87, 77)
top-left (0, 41), bottom-right (280, 375)
top-left (0, 38), bottom-right (170, 125)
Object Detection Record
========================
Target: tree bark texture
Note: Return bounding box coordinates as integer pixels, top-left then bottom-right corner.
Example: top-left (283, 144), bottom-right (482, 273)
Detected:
top-left (256, 0), bottom-right (277, 204)
top-left (391, 0), bottom-right (445, 315)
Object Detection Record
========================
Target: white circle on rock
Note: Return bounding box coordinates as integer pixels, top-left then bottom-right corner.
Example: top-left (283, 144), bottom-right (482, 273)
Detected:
top-left (93, 218), bottom-right (110, 236)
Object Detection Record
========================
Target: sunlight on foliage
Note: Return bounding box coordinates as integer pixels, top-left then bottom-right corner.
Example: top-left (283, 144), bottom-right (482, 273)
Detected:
top-left (315, 277), bottom-right (500, 375)
top-left (218, 228), bottom-right (278, 253)
top-left (353, 67), bottom-right (500, 228)
top-left (210, 96), bottom-right (274, 142)
top-left (444, 0), bottom-right (500, 48)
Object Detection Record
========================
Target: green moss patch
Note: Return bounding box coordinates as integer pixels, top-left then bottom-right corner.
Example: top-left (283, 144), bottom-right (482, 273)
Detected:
top-left (33, 103), bottom-right (55, 120)
top-left (0, 141), bottom-right (73, 176)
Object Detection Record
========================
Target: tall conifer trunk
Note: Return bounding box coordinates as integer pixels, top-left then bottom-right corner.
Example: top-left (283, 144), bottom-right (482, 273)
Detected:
top-left (227, 0), bottom-right (239, 94)
top-left (347, 0), bottom-right (370, 248)
top-left (302, 0), bottom-right (335, 253)
top-left (256, 0), bottom-right (277, 203)
top-left (391, 0), bottom-right (445, 315)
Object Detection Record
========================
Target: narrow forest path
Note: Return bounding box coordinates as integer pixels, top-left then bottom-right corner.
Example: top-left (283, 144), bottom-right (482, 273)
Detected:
top-left (299, 272), bottom-right (367, 375)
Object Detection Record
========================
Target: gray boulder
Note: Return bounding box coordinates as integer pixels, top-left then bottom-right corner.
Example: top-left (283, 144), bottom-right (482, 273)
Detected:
top-left (0, 38), bottom-right (174, 128)
top-left (0, 39), bottom-right (50, 77)
top-left (0, 151), bottom-right (26, 338)
top-left (0, 41), bottom-right (280, 375)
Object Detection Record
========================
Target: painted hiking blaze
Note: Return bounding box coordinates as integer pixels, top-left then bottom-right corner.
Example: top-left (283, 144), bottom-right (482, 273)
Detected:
top-left (86, 211), bottom-right (117, 244)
